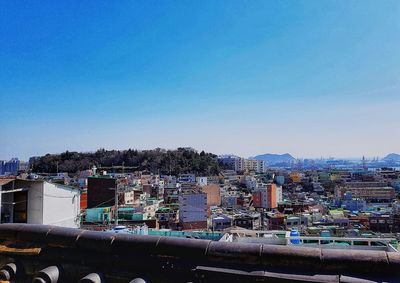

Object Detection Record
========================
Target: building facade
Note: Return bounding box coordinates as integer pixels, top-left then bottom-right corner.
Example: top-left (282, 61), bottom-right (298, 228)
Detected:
top-left (0, 179), bottom-right (80, 228)
top-left (335, 183), bottom-right (395, 202)
top-left (219, 156), bottom-right (265, 173)
top-left (0, 158), bottom-right (20, 175)
top-left (252, 184), bottom-right (282, 209)
top-left (178, 191), bottom-right (207, 230)
top-left (87, 176), bottom-right (117, 208)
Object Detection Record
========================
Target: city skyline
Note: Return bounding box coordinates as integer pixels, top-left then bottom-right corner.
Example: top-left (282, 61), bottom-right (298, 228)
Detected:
top-left (1, 1), bottom-right (399, 160)
top-left (1, 146), bottom-right (398, 163)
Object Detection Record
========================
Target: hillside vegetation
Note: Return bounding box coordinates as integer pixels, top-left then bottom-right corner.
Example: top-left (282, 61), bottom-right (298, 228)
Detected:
top-left (30, 148), bottom-right (226, 175)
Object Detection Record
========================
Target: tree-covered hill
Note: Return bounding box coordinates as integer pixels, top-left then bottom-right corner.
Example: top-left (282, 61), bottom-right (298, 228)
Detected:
top-left (30, 148), bottom-right (226, 175)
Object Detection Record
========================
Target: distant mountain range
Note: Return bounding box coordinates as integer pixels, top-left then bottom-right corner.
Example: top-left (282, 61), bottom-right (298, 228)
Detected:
top-left (251, 153), bottom-right (296, 165)
top-left (383, 153), bottom-right (400, 162)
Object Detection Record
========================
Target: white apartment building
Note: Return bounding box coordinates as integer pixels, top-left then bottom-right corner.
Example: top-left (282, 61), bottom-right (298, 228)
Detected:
top-left (234, 158), bottom-right (265, 173)
top-left (219, 155), bottom-right (266, 173)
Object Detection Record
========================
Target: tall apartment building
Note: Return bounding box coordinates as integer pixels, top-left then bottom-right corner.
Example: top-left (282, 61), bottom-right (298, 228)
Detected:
top-left (178, 191), bottom-right (207, 230)
top-left (0, 158), bottom-right (20, 175)
top-left (235, 158), bottom-right (265, 173)
top-left (219, 156), bottom-right (265, 173)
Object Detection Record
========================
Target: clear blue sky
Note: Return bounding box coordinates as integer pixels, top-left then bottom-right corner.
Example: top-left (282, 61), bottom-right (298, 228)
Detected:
top-left (1, 1), bottom-right (399, 160)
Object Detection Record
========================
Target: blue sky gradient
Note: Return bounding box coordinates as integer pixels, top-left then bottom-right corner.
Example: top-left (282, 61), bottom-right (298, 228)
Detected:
top-left (1, 1), bottom-right (399, 160)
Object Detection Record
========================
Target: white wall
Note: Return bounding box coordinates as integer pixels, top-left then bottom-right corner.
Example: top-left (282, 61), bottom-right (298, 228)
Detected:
top-left (27, 181), bottom-right (44, 224)
top-left (196, 177), bottom-right (208, 187)
top-left (42, 182), bottom-right (80, 228)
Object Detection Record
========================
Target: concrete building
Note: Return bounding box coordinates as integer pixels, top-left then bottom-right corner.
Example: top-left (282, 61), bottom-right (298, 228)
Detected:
top-left (243, 175), bottom-right (258, 191)
top-left (235, 158), bottom-right (265, 173)
top-left (155, 207), bottom-right (177, 229)
top-left (85, 206), bottom-right (112, 223)
top-left (87, 176), bottom-right (117, 208)
top-left (275, 175), bottom-right (285, 186)
top-left (219, 156), bottom-right (265, 173)
top-left (196, 177), bottom-right (208, 187)
top-left (341, 198), bottom-right (366, 211)
top-left (202, 184), bottom-right (221, 208)
top-left (233, 213), bottom-right (260, 230)
top-left (178, 191), bottom-right (207, 230)
top-left (0, 178), bottom-right (80, 228)
top-left (178, 174), bottom-right (196, 184)
top-left (221, 170), bottom-right (239, 182)
top-left (211, 214), bottom-right (232, 231)
top-left (335, 182), bottom-right (395, 202)
top-left (266, 212), bottom-right (285, 230)
top-left (121, 191), bottom-right (135, 205)
top-left (221, 194), bottom-right (238, 208)
top-left (286, 216), bottom-right (308, 230)
top-left (252, 184), bottom-right (282, 209)
top-left (369, 214), bottom-right (398, 233)
top-left (218, 155), bottom-right (240, 170)
top-left (0, 158), bottom-right (20, 175)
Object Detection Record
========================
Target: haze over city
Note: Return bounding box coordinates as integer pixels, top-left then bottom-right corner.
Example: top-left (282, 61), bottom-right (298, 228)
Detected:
top-left (1, 1), bottom-right (399, 160)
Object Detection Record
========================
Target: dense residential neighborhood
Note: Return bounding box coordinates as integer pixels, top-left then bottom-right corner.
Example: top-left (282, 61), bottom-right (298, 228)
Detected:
top-left (2, 150), bottom-right (400, 239)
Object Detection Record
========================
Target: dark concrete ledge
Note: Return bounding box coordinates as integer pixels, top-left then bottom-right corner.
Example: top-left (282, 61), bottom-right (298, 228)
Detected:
top-left (0, 224), bottom-right (398, 281)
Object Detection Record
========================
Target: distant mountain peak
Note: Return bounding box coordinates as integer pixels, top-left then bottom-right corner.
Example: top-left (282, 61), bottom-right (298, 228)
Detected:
top-left (383, 153), bottom-right (400, 161)
top-left (251, 153), bottom-right (296, 165)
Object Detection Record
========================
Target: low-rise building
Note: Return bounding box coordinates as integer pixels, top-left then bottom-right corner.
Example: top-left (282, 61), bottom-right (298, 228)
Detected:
top-left (211, 214), bottom-right (232, 231)
top-left (335, 182), bottom-right (395, 202)
top-left (0, 178), bottom-right (80, 228)
top-left (233, 213), bottom-right (260, 230)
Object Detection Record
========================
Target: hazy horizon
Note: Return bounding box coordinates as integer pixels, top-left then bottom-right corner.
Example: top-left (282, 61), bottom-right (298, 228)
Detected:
top-left (1, 146), bottom-right (398, 162)
top-left (1, 2), bottom-right (399, 161)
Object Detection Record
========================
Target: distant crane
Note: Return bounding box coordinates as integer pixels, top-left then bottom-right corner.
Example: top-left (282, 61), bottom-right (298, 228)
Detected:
top-left (362, 156), bottom-right (368, 171)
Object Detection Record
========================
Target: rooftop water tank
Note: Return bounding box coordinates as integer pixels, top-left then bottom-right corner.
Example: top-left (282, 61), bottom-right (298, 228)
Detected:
top-left (290, 229), bottom-right (300, 244)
